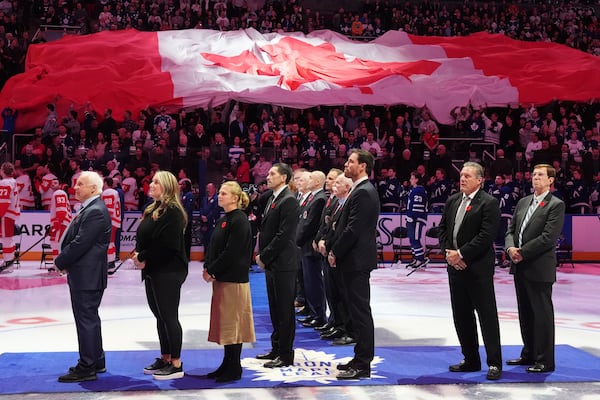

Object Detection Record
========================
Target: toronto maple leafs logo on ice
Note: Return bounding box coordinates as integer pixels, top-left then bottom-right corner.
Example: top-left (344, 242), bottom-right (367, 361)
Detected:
top-left (242, 348), bottom-right (384, 384)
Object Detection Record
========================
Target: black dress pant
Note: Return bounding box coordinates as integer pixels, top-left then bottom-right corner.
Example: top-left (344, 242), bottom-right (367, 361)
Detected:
top-left (341, 269), bottom-right (374, 370)
top-left (69, 287), bottom-right (105, 371)
top-left (448, 273), bottom-right (502, 368)
top-left (514, 274), bottom-right (555, 368)
top-left (265, 269), bottom-right (296, 363)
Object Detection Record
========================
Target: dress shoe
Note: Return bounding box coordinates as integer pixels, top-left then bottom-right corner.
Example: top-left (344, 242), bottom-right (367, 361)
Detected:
top-left (256, 351), bottom-right (279, 360)
top-left (331, 335), bottom-right (356, 345)
top-left (526, 363), bottom-right (554, 373)
top-left (58, 366), bottom-right (97, 383)
top-left (486, 366), bottom-right (502, 380)
top-left (263, 356), bottom-right (293, 368)
top-left (69, 364), bottom-right (106, 374)
top-left (301, 319), bottom-right (324, 328)
top-left (296, 315), bottom-right (315, 324)
top-left (336, 360), bottom-right (355, 371)
top-left (336, 367), bottom-right (370, 380)
top-left (314, 323), bottom-right (332, 332)
top-left (449, 360), bottom-right (481, 372)
top-left (295, 307), bottom-right (310, 316)
top-left (320, 328), bottom-right (344, 340)
top-left (506, 357), bottom-right (534, 366)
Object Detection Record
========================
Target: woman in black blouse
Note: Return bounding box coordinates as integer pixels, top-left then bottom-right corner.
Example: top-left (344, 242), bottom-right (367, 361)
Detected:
top-left (203, 181), bottom-right (255, 382)
top-left (133, 170), bottom-right (188, 380)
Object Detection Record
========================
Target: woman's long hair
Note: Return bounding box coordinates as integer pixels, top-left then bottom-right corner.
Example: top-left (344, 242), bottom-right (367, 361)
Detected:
top-left (143, 170), bottom-right (188, 226)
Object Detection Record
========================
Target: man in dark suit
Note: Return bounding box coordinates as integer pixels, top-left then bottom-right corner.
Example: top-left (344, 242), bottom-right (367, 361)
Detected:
top-left (55, 171), bottom-right (112, 382)
top-left (326, 149), bottom-right (380, 380)
top-left (438, 161), bottom-right (503, 381)
top-left (255, 163), bottom-right (300, 368)
top-left (505, 164), bottom-right (565, 373)
top-left (296, 171), bottom-right (327, 328)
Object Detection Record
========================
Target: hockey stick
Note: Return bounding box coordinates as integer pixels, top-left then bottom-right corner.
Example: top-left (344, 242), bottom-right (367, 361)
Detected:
top-left (0, 231), bottom-right (50, 273)
top-left (107, 250), bottom-right (136, 275)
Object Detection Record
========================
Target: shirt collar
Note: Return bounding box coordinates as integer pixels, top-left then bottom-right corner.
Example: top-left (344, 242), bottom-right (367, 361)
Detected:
top-left (80, 194), bottom-right (100, 210)
top-left (271, 185), bottom-right (287, 200)
top-left (533, 190), bottom-right (549, 204)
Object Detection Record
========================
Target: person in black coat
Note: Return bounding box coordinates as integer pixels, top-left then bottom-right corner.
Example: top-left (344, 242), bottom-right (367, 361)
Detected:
top-left (296, 171), bottom-right (328, 328)
top-left (505, 164), bottom-right (565, 373)
top-left (326, 149), bottom-right (380, 380)
top-left (255, 163), bottom-right (300, 368)
top-left (438, 161), bottom-right (503, 381)
top-left (133, 171), bottom-right (189, 380)
top-left (55, 171), bottom-right (112, 383)
top-left (203, 181), bottom-right (256, 382)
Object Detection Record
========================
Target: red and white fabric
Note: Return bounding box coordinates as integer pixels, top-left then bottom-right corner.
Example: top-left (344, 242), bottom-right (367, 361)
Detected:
top-left (15, 174), bottom-right (35, 209)
top-left (1, 29), bottom-right (598, 129)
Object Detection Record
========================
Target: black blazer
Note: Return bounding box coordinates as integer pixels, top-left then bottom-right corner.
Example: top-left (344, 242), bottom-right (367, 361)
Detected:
top-left (505, 193), bottom-right (565, 282)
top-left (328, 179), bottom-right (380, 272)
top-left (314, 195), bottom-right (338, 244)
top-left (438, 189), bottom-right (500, 278)
top-left (136, 204), bottom-right (188, 279)
top-left (258, 186), bottom-right (300, 271)
top-left (296, 190), bottom-right (327, 257)
top-left (205, 209), bottom-right (253, 283)
top-left (55, 196), bottom-right (112, 291)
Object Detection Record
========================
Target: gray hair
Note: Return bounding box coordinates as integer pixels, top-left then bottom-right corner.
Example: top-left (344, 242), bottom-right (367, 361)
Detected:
top-left (80, 171), bottom-right (104, 195)
top-left (462, 162), bottom-right (484, 179)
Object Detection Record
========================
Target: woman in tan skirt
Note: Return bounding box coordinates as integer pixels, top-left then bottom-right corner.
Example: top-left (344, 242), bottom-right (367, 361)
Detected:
top-left (202, 181), bottom-right (256, 382)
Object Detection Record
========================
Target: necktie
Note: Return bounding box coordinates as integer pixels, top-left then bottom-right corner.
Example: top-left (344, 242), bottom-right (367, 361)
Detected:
top-left (263, 194), bottom-right (275, 217)
top-left (519, 198), bottom-right (538, 246)
top-left (452, 196), bottom-right (469, 248)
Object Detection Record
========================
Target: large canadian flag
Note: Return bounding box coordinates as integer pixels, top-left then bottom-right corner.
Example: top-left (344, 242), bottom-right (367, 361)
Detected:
top-left (1, 28), bottom-right (599, 129)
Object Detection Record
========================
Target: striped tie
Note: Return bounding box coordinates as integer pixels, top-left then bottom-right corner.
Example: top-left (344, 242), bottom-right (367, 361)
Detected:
top-left (452, 196), bottom-right (469, 248)
top-left (518, 198), bottom-right (538, 246)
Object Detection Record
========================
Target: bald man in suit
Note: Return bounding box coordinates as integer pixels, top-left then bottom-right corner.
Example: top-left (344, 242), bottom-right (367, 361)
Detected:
top-left (505, 164), bottom-right (565, 373)
top-left (55, 171), bottom-right (112, 383)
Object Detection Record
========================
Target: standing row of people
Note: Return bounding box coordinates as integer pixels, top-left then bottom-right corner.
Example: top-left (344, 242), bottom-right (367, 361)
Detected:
top-left (49, 159), bottom-right (566, 384)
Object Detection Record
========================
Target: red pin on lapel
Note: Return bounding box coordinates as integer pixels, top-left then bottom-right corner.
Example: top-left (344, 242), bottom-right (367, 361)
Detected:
top-left (221, 221), bottom-right (227, 228)
top-left (466, 205), bottom-right (472, 212)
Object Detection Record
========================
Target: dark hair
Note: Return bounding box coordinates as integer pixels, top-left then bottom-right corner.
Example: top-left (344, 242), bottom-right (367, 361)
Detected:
top-left (273, 162), bottom-right (293, 184)
top-left (181, 180), bottom-right (192, 192)
top-left (533, 163), bottom-right (556, 179)
top-left (410, 171), bottom-right (426, 186)
top-left (351, 149), bottom-right (375, 176)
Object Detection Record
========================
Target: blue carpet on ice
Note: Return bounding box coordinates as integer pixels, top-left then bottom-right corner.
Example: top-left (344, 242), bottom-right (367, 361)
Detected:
top-left (2, 271), bottom-right (600, 393)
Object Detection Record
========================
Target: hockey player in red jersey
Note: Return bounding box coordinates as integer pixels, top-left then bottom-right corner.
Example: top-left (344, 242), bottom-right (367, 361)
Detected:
top-left (49, 179), bottom-right (73, 271)
top-left (0, 162), bottom-right (21, 272)
top-left (102, 177), bottom-right (122, 273)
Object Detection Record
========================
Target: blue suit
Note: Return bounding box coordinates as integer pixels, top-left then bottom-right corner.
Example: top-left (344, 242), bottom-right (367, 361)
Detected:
top-left (55, 196), bottom-right (112, 372)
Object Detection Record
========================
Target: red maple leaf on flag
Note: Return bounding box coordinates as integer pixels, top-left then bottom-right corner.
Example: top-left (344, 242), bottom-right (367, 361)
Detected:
top-left (201, 37), bottom-right (440, 92)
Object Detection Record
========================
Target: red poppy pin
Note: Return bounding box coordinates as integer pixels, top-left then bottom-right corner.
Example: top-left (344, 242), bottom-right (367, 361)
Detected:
top-left (539, 201), bottom-right (545, 207)
top-left (271, 203), bottom-right (276, 209)
top-left (466, 205), bottom-right (472, 212)
top-left (221, 221), bottom-right (227, 228)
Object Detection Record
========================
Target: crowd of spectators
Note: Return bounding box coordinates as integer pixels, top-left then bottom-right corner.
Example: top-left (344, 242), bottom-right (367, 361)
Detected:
top-left (7, 99), bottom-right (600, 215)
top-left (1, 0), bottom-right (600, 214)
